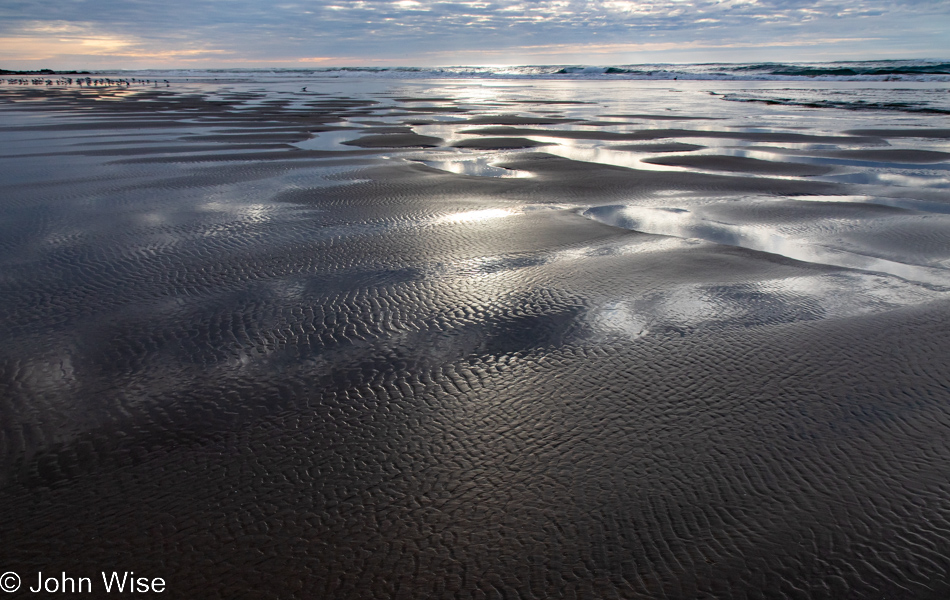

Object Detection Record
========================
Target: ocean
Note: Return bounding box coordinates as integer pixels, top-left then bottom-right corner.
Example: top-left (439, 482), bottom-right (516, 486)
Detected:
top-left (84, 59), bottom-right (950, 81)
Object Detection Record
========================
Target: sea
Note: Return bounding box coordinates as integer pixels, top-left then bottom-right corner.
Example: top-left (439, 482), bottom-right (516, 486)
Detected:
top-left (83, 59), bottom-right (950, 82)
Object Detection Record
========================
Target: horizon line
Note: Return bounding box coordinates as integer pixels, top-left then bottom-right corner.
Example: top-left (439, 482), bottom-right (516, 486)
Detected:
top-left (4, 57), bottom-right (950, 72)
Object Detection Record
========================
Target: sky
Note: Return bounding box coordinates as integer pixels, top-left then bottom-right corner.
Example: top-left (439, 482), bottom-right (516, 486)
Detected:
top-left (0, 0), bottom-right (948, 68)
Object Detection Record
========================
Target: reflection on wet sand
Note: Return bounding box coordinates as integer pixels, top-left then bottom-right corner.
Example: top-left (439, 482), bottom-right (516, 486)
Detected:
top-left (583, 204), bottom-right (950, 287)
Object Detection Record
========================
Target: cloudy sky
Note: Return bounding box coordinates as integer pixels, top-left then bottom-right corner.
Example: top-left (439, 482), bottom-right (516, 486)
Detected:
top-left (1, 0), bottom-right (947, 68)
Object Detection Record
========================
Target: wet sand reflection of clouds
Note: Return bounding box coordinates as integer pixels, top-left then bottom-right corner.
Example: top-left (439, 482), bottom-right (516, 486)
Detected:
top-left (583, 204), bottom-right (950, 288)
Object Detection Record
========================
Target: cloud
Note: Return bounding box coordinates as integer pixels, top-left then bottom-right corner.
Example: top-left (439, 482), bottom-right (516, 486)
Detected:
top-left (0, 0), bottom-right (946, 67)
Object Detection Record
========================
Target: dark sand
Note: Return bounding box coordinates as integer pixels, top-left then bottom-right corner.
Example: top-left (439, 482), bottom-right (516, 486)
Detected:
top-left (610, 142), bottom-right (706, 152)
top-left (342, 132), bottom-right (444, 147)
top-left (2, 82), bottom-right (950, 600)
top-left (459, 125), bottom-right (888, 144)
top-left (600, 113), bottom-right (723, 120)
top-left (458, 115), bottom-right (581, 125)
top-left (844, 128), bottom-right (950, 139)
top-left (642, 154), bottom-right (836, 176)
top-left (745, 147), bottom-right (950, 163)
top-left (451, 137), bottom-right (553, 149)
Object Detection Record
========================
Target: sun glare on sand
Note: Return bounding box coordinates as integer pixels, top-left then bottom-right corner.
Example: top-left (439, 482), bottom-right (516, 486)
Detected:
top-left (438, 208), bottom-right (518, 224)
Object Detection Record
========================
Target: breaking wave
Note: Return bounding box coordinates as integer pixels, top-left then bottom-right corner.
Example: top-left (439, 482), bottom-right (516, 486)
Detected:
top-left (66, 60), bottom-right (950, 83)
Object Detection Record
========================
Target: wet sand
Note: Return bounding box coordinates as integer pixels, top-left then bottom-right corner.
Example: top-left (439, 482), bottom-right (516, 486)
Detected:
top-left (451, 137), bottom-right (553, 149)
top-left (2, 79), bottom-right (950, 599)
top-left (342, 132), bottom-right (444, 148)
top-left (641, 154), bottom-right (836, 176)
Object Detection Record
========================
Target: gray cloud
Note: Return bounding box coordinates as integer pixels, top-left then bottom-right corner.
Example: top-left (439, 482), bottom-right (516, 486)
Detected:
top-left (1, 0), bottom-right (947, 66)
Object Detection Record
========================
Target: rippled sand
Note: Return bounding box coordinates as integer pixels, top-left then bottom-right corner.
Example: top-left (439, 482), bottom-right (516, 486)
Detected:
top-left (2, 78), bottom-right (950, 598)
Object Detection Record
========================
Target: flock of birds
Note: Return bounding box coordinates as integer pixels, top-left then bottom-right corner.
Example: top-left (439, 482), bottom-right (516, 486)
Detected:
top-left (2, 77), bottom-right (170, 87)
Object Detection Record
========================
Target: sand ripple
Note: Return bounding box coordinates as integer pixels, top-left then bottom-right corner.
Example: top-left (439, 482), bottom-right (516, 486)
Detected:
top-left (2, 82), bottom-right (950, 599)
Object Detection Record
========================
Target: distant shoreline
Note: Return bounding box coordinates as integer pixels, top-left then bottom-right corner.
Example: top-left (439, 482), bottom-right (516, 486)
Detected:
top-left (0, 69), bottom-right (91, 75)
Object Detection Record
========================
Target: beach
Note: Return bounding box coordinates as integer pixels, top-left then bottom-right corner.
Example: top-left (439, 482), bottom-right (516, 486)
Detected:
top-left (1, 69), bottom-right (950, 598)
